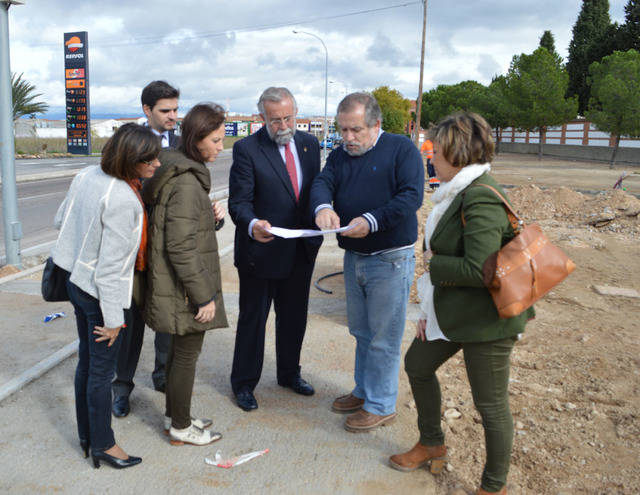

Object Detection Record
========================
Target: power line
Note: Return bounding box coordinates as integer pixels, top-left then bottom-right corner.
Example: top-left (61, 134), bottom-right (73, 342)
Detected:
top-left (27, 2), bottom-right (421, 49)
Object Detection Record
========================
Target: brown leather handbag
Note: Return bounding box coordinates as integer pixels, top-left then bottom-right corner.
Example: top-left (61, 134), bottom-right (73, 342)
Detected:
top-left (464, 184), bottom-right (576, 318)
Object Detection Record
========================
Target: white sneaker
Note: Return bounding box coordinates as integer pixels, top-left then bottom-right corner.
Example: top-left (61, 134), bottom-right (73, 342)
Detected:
top-left (169, 423), bottom-right (222, 446)
top-left (164, 416), bottom-right (213, 434)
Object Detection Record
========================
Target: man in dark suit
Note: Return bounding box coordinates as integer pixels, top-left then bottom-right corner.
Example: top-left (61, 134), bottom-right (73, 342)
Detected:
top-left (228, 86), bottom-right (322, 411)
top-left (112, 81), bottom-right (180, 417)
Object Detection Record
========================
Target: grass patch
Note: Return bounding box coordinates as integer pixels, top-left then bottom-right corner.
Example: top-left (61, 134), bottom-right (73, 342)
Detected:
top-left (14, 137), bottom-right (110, 155)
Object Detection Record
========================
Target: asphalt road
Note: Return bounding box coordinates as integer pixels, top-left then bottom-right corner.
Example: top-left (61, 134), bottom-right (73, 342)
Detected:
top-left (14, 156), bottom-right (100, 176)
top-left (0, 151), bottom-right (233, 260)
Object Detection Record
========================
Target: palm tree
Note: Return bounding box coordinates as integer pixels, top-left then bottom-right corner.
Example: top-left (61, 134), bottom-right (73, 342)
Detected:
top-left (11, 72), bottom-right (49, 122)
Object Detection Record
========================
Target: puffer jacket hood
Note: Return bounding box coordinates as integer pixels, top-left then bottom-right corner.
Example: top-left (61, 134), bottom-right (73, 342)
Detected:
top-left (143, 149), bottom-right (211, 204)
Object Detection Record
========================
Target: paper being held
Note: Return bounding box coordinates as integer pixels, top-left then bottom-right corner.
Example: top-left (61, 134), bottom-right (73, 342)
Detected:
top-left (266, 224), bottom-right (355, 239)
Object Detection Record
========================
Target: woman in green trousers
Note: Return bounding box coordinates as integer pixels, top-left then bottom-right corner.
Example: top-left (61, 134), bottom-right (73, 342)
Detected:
top-left (389, 112), bottom-right (534, 495)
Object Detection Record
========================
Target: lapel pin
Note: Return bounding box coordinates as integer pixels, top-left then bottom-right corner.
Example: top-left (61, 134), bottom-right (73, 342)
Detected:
top-left (303, 147), bottom-right (307, 152)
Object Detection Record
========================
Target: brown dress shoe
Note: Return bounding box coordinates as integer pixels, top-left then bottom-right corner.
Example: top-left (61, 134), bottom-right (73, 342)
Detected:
top-left (476, 488), bottom-right (506, 495)
top-left (332, 393), bottom-right (364, 413)
top-left (389, 442), bottom-right (447, 474)
top-left (344, 409), bottom-right (397, 432)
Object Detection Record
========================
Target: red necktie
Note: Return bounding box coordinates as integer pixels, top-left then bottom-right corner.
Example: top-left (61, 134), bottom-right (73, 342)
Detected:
top-left (284, 143), bottom-right (299, 201)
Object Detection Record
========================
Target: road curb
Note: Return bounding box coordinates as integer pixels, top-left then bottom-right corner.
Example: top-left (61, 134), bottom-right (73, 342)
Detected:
top-left (0, 340), bottom-right (79, 403)
top-left (0, 169), bottom-right (81, 185)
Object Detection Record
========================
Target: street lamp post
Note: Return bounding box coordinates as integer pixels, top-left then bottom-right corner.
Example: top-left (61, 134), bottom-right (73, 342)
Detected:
top-left (293, 30), bottom-right (328, 163)
top-left (0, 0), bottom-right (25, 268)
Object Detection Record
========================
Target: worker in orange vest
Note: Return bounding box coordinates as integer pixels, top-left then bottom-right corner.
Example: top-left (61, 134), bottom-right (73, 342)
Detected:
top-left (420, 139), bottom-right (439, 189)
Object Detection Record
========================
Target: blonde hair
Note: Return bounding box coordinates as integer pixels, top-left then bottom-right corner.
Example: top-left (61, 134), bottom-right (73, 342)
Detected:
top-left (429, 112), bottom-right (495, 167)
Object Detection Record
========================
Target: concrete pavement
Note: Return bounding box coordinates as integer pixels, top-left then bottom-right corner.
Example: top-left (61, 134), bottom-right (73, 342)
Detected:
top-left (0, 196), bottom-right (435, 495)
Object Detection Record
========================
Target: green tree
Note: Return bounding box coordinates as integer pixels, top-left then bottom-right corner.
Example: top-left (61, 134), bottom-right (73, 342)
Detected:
top-left (371, 86), bottom-right (411, 134)
top-left (539, 30), bottom-right (563, 64)
top-left (11, 72), bottom-right (49, 122)
top-left (419, 80), bottom-right (486, 128)
top-left (471, 76), bottom-right (513, 154)
top-left (505, 47), bottom-right (578, 159)
top-left (586, 49), bottom-right (640, 168)
top-left (620, 0), bottom-right (640, 51)
top-left (566, 0), bottom-right (612, 114)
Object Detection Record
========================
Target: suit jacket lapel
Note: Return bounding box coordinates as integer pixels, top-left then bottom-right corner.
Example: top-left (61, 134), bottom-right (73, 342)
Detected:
top-left (258, 129), bottom-right (296, 202)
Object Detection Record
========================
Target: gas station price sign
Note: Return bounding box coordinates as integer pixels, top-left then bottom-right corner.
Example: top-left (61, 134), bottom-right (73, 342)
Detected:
top-left (64, 31), bottom-right (91, 155)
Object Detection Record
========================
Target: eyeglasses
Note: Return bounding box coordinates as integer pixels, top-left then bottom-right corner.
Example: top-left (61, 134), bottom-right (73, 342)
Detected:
top-left (269, 115), bottom-right (294, 126)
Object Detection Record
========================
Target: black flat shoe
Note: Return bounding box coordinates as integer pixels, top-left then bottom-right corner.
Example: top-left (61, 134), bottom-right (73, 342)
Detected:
top-left (80, 439), bottom-right (90, 458)
top-left (280, 376), bottom-right (315, 396)
top-left (235, 389), bottom-right (258, 411)
top-left (112, 395), bottom-right (130, 417)
top-left (91, 450), bottom-right (142, 469)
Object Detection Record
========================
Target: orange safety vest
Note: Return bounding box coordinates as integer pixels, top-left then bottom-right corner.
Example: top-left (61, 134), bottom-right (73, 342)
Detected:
top-left (420, 139), bottom-right (433, 160)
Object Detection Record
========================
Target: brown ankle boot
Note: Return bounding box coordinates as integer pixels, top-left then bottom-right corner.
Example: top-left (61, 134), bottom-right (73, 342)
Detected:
top-left (476, 487), bottom-right (506, 495)
top-left (389, 442), bottom-right (447, 474)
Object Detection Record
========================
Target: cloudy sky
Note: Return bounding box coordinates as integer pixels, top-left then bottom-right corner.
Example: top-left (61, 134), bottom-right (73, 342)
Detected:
top-left (7, 0), bottom-right (628, 119)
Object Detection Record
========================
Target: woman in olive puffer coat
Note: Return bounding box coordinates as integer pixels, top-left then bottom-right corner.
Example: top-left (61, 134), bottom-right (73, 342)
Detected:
top-left (142, 103), bottom-right (228, 446)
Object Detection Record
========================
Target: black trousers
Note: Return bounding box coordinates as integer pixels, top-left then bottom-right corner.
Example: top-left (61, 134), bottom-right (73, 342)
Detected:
top-left (230, 245), bottom-right (314, 394)
top-left (152, 332), bottom-right (170, 390)
top-left (112, 300), bottom-right (170, 396)
top-left (112, 300), bottom-right (145, 397)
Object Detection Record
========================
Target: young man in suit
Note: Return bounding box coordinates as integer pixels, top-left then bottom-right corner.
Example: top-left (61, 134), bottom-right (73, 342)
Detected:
top-left (228, 87), bottom-right (322, 411)
top-left (112, 81), bottom-right (180, 417)
top-left (142, 80), bottom-right (179, 148)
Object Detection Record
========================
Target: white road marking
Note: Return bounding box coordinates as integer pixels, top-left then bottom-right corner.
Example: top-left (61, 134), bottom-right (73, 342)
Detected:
top-left (19, 191), bottom-right (64, 201)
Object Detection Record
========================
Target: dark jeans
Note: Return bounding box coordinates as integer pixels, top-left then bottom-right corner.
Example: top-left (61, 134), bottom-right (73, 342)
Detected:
top-left (112, 300), bottom-right (145, 397)
top-left (404, 336), bottom-right (516, 493)
top-left (165, 331), bottom-right (205, 429)
top-left (67, 280), bottom-right (123, 452)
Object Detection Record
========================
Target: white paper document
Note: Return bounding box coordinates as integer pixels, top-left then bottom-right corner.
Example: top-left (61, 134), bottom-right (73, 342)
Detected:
top-left (266, 225), bottom-right (355, 239)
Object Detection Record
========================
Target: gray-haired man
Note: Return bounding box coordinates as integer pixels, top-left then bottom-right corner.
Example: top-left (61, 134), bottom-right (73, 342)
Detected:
top-left (228, 87), bottom-right (323, 411)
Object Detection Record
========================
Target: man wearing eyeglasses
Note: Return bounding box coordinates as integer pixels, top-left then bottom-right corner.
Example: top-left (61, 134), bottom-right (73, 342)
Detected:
top-left (228, 87), bottom-right (322, 412)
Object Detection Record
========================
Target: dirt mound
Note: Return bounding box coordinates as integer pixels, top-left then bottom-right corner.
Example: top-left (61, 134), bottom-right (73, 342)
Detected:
top-left (508, 186), bottom-right (640, 233)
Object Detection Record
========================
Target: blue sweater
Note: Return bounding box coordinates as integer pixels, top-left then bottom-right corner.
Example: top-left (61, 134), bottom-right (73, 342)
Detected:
top-left (310, 132), bottom-right (424, 253)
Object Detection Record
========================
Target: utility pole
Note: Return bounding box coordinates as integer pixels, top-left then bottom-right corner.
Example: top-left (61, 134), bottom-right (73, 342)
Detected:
top-left (0, 1), bottom-right (25, 268)
top-left (413, 0), bottom-right (427, 148)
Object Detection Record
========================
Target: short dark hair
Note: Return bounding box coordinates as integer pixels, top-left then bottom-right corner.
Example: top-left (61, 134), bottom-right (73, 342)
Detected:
top-left (101, 123), bottom-right (160, 181)
top-left (141, 81), bottom-right (180, 110)
top-left (337, 92), bottom-right (382, 127)
top-left (178, 103), bottom-right (226, 163)
top-left (429, 112), bottom-right (495, 167)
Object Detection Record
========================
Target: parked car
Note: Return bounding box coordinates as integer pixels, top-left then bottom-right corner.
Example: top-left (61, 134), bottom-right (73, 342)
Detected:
top-left (320, 139), bottom-right (333, 149)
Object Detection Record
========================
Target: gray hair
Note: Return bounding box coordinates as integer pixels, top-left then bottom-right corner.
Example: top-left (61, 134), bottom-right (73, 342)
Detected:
top-left (257, 87), bottom-right (298, 115)
top-left (337, 92), bottom-right (382, 127)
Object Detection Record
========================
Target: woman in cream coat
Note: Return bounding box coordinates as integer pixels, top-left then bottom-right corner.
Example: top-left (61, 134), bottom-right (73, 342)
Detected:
top-left (53, 124), bottom-right (160, 469)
